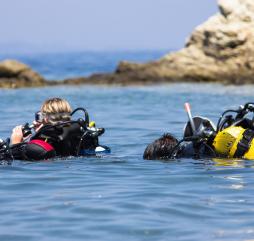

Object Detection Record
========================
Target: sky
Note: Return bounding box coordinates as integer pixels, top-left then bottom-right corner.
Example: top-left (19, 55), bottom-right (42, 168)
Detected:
top-left (0, 0), bottom-right (218, 53)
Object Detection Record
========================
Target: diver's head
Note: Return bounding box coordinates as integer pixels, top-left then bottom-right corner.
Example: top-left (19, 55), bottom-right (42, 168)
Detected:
top-left (143, 133), bottom-right (179, 160)
top-left (40, 97), bottom-right (72, 125)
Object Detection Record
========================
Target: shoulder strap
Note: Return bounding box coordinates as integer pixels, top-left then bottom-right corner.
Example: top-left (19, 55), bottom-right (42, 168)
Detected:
top-left (234, 129), bottom-right (254, 158)
top-left (31, 124), bottom-right (60, 141)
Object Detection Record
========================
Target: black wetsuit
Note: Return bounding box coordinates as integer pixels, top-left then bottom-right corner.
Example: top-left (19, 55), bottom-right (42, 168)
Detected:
top-left (10, 121), bottom-right (99, 161)
top-left (176, 141), bottom-right (216, 159)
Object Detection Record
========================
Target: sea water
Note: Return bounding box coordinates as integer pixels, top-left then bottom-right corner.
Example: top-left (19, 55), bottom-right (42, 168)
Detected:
top-left (0, 52), bottom-right (254, 241)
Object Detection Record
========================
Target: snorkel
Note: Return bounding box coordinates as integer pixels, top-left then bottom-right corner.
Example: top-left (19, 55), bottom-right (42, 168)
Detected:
top-left (181, 102), bottom-right (254, 159)
top-left (183, 102), bottom-right (216, 141)
top-left (169, 103), bottom-right (217, 158)
top-left (184, 103), bottom-right (196, 135)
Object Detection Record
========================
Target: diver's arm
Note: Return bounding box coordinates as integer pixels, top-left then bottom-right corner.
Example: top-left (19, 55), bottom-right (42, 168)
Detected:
top-left (177, 142), bottom-right (196, 158)
top-left (10, 140), bottom-right (56, 161)
top-left (178, 141), bottom-right (215, 159)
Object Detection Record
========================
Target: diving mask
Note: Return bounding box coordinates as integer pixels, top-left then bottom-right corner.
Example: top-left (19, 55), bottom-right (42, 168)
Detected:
top-left (35, 111), bottom-right (44, 123)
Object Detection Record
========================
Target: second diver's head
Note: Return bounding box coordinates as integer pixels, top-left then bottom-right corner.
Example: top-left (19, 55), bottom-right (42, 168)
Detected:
top-left (35, 98), bottom-right (72, 126)
top-left (143, 133), bottom-right (179, 160)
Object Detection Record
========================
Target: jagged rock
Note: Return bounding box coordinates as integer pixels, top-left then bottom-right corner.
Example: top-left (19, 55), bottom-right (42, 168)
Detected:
top-left (76, 0), bottom-right (254, 85)
top-left (0, 60), bottom-right (46, 88)
top-left (2, 0), bottom-right (254, 88)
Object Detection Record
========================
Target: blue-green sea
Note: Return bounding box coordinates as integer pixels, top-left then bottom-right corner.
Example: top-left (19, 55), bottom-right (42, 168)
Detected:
top-left (0, 52), bottom-right (254, 241)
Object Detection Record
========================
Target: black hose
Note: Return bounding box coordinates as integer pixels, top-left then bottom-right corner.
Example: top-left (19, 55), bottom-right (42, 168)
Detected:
top-left (168, 139), bottom-right (186, 159)
top-left (203, 142), bottom-right (217, 158)
top-left (216, 109), bottom-right (241, 131)
top-left (32, 120), bottom-right (85, 140)
top-left (76, 130), bottom-right (89, 156)
top-left (71, 108), bottom-right (89, 125)
top-left (244, 102), bottom-right (254, 109)
top-left (218, 116), bottom-right (233, 132)
top-left (216, 103), bottom-right (254, 132)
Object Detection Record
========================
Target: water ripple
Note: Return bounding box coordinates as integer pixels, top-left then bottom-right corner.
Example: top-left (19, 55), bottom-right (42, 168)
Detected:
top-left (0, 83), bottom-right (253, 241)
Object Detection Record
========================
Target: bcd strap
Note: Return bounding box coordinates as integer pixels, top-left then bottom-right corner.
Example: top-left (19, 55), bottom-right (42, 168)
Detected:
top-left (234, 129), bottom-right (254, 158)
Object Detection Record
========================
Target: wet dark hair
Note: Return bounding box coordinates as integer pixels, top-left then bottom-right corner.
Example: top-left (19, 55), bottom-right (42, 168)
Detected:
top-left (143, 133), bottom-right (179, 160)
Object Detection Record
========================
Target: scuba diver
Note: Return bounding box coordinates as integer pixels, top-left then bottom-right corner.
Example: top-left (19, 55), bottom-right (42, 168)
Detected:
top-left (143, 102), bottom-right (254, 160)
top-left (0, 97), bottom-right (110, 161)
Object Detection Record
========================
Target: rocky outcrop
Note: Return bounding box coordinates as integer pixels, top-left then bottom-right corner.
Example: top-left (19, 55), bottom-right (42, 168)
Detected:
top-left (66, 0), bottom-right (254, 85)
top-left (0, 60), bottom-right (46, 88)
top-left (1, 0), bottom-right (254, 88)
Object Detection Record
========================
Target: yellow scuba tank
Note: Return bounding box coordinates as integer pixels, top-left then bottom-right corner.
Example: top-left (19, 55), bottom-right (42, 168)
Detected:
top-left (213, 126), bottom-right (254, 160)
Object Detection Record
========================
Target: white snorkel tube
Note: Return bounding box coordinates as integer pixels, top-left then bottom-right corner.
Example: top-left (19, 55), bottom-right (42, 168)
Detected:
top-left (184, 102), bottom-right (196, 136)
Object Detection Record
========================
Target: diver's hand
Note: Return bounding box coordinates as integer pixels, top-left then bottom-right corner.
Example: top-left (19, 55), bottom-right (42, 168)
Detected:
top-left (11, 125), bottom-right (24, 144)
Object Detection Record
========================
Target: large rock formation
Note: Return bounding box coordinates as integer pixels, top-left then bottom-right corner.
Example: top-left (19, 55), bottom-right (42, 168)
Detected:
top-left (2, 0), bottom-right (254, 88)
top-left (67, 0), bottom-right (254, 85)
top-left (0, 60), bottom-right (46, 88)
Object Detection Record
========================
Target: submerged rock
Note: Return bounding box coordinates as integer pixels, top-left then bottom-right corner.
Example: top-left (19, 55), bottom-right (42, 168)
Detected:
top-left (67, 0), bottom-right (254, 85)
top-left (0, 60), bottom-right (45, 88)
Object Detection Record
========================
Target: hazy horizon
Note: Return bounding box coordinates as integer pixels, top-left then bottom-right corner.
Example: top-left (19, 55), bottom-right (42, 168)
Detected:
top-left (0, 0), bottom-right (217, 53)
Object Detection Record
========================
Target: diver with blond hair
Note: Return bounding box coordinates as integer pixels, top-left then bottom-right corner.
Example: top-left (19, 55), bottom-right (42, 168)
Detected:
top-left (6, 97), bottom-right (109, 161)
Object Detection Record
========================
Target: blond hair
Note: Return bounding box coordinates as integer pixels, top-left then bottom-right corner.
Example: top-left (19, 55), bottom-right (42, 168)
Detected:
top-left (41, 97), bottom-right (72, 124)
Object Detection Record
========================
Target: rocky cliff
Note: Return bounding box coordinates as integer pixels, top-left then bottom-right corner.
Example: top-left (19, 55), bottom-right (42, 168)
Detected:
top-left (68, 0), bottom-right (254, 85)
top-left (1, 0), bottom-right (254, 88)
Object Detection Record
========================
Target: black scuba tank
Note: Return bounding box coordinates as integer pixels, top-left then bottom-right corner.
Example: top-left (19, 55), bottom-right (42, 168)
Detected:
top-left (30, 120), bottom-right (99, 157)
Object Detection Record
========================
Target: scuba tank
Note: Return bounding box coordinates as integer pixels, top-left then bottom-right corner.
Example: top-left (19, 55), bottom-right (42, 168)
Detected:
top-left (213, 126), bottom-right (254, 159)
top-left (212, 103), bottom-right (254, 159)
top-left (183, 102), bottom-right (254, 160)
top-left (32, 107), bottom-right (110, 156)
top-left (71, 107), bottom-right (110, 155)
top-left (0, 107), bottom-right (110, 161)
